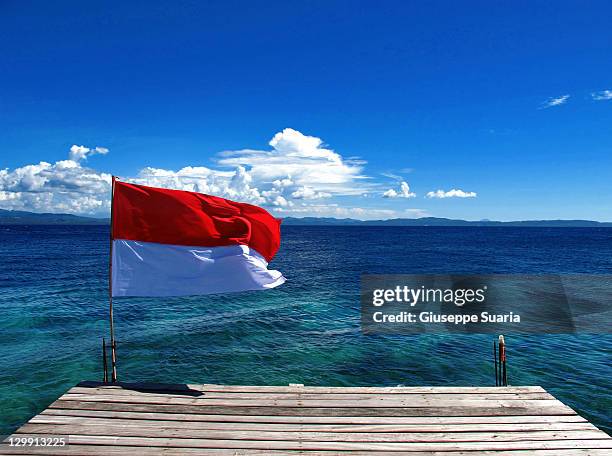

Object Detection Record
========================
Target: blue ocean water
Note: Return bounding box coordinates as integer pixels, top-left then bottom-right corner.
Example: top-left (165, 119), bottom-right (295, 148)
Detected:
top-left (0, 225), bottom-right (610, 436)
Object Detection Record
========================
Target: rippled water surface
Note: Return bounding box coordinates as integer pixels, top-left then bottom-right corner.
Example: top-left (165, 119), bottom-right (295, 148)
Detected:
top-left (0, 225), bottom-right (610, 435)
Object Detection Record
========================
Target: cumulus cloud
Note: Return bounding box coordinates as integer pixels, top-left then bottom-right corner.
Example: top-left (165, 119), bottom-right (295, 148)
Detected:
top-left (0, 146), bottom-right (112, 214)
top-left (382, 181), bottom-right (416, 198)
top-left (592, 90), bottom-right (612, 101)
top-left (132, 165), bottom-right (264, 204)
top-left (426, 189), bottom-right (477, 199)
top-left (129, 128), bottom-right (366, 208)
top-left (290, 186), bottom-right (331, 199)
top-left (541, 95), bottom-right (570, 108)
top-left (217, 128), bottom-right (368, 196)
top-left (69, 145), bottom-right (109, 162)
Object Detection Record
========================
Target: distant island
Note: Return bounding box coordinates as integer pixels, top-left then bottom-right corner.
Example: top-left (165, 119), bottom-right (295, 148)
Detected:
top-left (0, 209), bottom-right (107, 225)
top-left (0, 209), bottom-right (610, 227)
top-left (282, 217), bottom-right (612, 227)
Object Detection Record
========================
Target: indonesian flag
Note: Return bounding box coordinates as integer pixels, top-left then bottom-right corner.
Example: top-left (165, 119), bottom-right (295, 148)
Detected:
top-left (110, 179), bottom-right (286, 297)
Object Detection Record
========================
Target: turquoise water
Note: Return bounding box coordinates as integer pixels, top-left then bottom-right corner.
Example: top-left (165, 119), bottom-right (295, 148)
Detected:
top-left (0, 225), bottom-right (610, 435)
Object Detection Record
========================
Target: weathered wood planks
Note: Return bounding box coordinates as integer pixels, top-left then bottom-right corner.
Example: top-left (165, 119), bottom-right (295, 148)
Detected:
top-left (28, 415), bottom-right (599, 432)
top-left (1, 381), bottom-right (610, 455)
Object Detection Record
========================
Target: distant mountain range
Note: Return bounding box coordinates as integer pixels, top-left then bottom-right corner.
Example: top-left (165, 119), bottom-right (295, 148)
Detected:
top-left (281, 216), bottom-right (612, 227)
top-left (0, 210), bottom-right (610, 227)
top-left (0, 209), bottom-right (107, 225)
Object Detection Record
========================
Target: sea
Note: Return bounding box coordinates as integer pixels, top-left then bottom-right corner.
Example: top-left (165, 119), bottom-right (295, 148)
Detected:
top-left (0, 225), bottom-right (610, 436)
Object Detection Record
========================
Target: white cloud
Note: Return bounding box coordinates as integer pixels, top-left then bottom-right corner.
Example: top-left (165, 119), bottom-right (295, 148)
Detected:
top-left (132, 165), bottom-right (265, 205)
top-left (271, 195), bottom-right (289, 207)
top-left (0, 146), bottom-right (112, 214)
top-left (426, 189), bottom-right (477, 199)
top-left (69, 145), bottom-right (109, 162)
top-left (380, 172), bottom-right (403, 180)
top-left (129, 128), bottom-right (366, 207)
top-left (290, 186), bottom-right (331, 199)
top-left (216, 128), bottom-right (368, 196)
top-left (541, 95), bottom-right (570, 108)
top-left (383, 181), bottom-right (416, 198)
top-left (592, 90), bottom-right (612, 101)
top-left (273, 177), bottom-right (293, 188)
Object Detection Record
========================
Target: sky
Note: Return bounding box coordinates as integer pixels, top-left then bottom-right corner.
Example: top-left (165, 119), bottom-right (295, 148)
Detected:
top-left (0, 1), bottom-right (611, 221)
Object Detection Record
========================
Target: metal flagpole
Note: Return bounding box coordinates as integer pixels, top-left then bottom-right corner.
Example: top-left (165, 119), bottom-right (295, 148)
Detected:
top-left (108, 176), bottom-right (118, 382)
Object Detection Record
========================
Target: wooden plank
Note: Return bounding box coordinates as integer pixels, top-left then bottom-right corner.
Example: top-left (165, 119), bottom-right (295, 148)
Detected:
top-left (77, 381), bottom-right (547, 394)
top-left (57, 394), bottom-right (566, 409)
top-left (4, 435), bottom-right (612, 451)
top-left (40, 408), bottom-right (589, 424)
top-left (48, 400), bottom-right (577, 416)
top-left (2, 443), bottom-right (612, 456)
top-left (67, 387), bottom-right (555, 400)
top-left (16, 423), bottom-right (610, 443)
top-left (30, 415), bottom-right (599, 433)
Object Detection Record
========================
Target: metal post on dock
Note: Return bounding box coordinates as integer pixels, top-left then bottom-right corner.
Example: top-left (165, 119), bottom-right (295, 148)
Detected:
top-left (493, 340), bottom-right (498, 386)
top-left (498, 335), bottom-right (507, 386)
top-left (102, 337), bottom-right (108, 383)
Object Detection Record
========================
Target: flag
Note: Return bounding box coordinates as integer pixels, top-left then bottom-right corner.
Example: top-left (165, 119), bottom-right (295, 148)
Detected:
top-left (110, 180), bottom-right (285, 297)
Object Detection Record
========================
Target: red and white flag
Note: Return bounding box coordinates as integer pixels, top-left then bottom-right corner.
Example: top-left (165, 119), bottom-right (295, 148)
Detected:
top-left (110, 180), bottom-right (285, 297)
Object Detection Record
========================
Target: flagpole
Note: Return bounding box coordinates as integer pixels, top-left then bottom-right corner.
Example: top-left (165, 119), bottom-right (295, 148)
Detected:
top-left (108, 176), bottom-right (118, 382)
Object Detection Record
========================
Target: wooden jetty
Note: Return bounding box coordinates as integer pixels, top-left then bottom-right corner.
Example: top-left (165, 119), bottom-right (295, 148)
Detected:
top-left (1, 381), bottom-right (610, 455)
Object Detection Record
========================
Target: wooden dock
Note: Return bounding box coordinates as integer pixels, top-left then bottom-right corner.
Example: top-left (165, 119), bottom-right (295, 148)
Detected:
top-left (1, 381), bottom-right (610, 455)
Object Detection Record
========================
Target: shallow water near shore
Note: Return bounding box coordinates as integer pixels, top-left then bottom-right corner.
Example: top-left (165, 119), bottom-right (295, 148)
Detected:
top-left (0, 225), bottom-right (610, 435)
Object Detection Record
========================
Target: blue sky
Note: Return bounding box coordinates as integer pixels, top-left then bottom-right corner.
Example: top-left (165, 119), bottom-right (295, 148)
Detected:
top-left (1, 1), bottom-right (610, 220)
